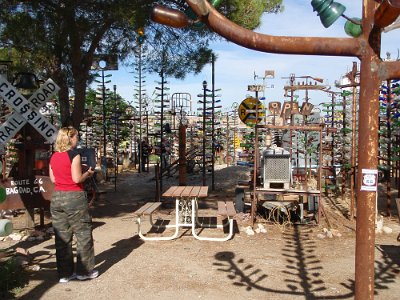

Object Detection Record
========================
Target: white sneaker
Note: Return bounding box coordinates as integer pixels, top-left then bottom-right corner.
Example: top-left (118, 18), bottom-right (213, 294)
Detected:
top-left (59, 273), bottom-right (76, 283)
top-left (77, 269), bottom-right (99, 281)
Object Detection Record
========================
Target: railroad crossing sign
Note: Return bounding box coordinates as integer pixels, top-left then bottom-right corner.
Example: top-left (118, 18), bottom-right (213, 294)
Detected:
top-left (238, 97), bottom-right (265, 125)
top-left (0, 76), bottom-right (59, 144)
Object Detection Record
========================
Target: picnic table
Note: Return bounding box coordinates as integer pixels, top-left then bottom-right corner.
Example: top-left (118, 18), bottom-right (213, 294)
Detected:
top-left (133, 186), bottom-right (236, 241)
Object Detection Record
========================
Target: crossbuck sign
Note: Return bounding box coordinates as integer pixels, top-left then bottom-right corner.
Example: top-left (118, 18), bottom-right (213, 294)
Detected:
top-left (0, 76), bottom-right (60, 144)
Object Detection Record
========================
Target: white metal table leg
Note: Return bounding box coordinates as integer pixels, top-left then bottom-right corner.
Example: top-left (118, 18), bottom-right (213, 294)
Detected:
top-left (136, 200), bottom-right (181, 241)
top-left (191, 198), bottom-right (234, 241)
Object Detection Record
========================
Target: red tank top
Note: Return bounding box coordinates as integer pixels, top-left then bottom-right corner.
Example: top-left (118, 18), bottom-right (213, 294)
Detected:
top-left (50, 151), bottom-right (83, 191)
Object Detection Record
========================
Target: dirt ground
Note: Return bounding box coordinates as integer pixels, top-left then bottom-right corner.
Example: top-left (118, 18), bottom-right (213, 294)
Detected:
top-left (1, 165), bottom-right (400, 300)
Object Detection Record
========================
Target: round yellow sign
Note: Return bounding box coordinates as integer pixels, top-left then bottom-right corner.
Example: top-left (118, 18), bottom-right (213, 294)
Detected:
top-left (238, 97), bottom-right (265, 125)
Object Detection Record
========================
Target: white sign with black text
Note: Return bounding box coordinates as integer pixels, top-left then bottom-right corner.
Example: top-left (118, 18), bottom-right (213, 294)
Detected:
top-left (360, 169), bottom-right (378, 191)
top-left (0, 77), bottom-right (60, 144)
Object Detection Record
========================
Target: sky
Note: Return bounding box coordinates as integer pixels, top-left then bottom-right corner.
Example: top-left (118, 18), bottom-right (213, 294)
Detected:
top-left (109, 0), bottom-right (400, 112)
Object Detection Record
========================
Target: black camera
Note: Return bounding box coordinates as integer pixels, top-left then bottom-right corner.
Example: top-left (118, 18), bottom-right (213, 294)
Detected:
top-left (79, 148), bottom-right (97, 171)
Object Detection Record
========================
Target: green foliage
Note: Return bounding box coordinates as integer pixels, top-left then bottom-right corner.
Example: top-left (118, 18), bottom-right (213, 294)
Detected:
top-left (0, 0), bottom-right (152, 126)
top-left (84, 87), bottom-right (132, 146)
top-left (143, 0), bottom-right (283, 78)
top-left (149, 153), bottom-right (160, 163)
top-left (0, 256), bottom-right (26, 298)
top-left (0, 0), bottom-right (283, 126)
top-left (224, 0), bottom-right (284, 29)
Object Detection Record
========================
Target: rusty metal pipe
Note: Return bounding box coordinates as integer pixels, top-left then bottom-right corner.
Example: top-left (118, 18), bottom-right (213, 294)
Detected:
top-left (179, 1), bottom-right (383, 298)
top-left (185, 0), bottom-right (362, 57)
top-left (150, 5), bottom-right (193, 28)
top-left (379, 60), bottom-right (400, 80)
top-left (350, 62), bottom-right (359, 220)
top-left (374, 0), bottom-right (400, 28)
top-left (354, 2), bottom-right (380, 299)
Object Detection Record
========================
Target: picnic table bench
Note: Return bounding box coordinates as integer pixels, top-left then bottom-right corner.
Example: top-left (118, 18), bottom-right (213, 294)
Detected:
top-left (133, 186), bottom-right (236, 241)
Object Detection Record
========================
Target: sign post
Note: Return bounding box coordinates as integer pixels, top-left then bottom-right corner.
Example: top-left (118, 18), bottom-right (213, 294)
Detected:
top-left (0, 76), bottom-right (59, 227)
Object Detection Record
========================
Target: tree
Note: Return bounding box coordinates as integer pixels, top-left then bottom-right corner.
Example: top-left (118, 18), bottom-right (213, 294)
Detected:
top-left (0, 0), bottom-right (152, 128)
top-left (0, 0), bottom-right (282, 127)
top-left (144, 0), bottom-right (283, 77)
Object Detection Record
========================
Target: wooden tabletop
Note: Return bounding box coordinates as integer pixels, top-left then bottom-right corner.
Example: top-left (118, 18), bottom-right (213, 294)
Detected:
top-left (162, 186), bottom-right (208, 198)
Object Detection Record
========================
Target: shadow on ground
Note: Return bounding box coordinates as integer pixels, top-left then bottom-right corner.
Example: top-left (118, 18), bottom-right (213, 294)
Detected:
top-left (17, 236), bottom-right (143, 300)
top-left (213, 226), bottom-right (400, 299)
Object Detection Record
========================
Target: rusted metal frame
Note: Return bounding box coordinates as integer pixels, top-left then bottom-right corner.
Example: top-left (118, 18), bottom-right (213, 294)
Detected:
top-left (151, 5), bottom-right (193, 28)
top-left (178, 124), bottom-right (187, 186)
top-left (256, 124), bottom-right (323, 132)
top-left (182, 1), bottom-right (379, 298)
top-left (329, 92), bottom-right (336, 195)
top-left (289, 80), bottom-right (294, 185)
top-left (379, 60), bottom-right (400, 80)
top-left (374, 0), bottom-right (400, 28)
top-left (350, 62), bottom-right (359, 220)
top-left (256, 123), bottom-right (324, 223)
top-left (354, 2), bottom-right (381, 299)
top-left (337, 63), bottom-right (360, 219)
top-left (304, 88), bottom-right (309, 181)
top-left (318, 128), bottom-right (323, 224)
top-left (186, 0), bottom-right (362, 57)
top-left (211, 54), bottom-right (216, 191)
top-left (283, 84), bottom-right (327, 91)
top-left (225, 112), bottom-right (229, 167)
top-left (341, 93), bottom-right (347, 201)
top-left (319, 128), bottom-right (323, 193)
top-left (252, 94), bottom-right (260, 225)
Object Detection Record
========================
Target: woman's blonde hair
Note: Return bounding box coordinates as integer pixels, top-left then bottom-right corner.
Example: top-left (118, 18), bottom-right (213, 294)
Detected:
top-left (54, 126), bottom-right (78, 152)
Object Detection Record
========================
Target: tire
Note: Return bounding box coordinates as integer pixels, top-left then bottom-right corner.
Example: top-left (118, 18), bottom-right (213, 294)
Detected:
top-left (224, 155), bottom-right (233, 164)
top-left (235, 188), bottom-right (245, 213)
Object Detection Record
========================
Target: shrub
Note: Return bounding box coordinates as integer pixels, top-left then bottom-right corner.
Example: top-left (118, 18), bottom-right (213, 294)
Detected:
top-left (149, 154), bottom-right (160, 163)
top-left (0, 256), bottom-right (26, 298)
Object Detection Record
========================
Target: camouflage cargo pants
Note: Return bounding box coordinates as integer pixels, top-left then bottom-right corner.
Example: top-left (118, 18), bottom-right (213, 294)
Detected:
top-left (50, 190), bottom-right (95, 278)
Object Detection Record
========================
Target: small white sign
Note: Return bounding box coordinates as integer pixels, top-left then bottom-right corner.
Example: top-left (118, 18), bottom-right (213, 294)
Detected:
top-left (360, 169), bottom-right (378, 191)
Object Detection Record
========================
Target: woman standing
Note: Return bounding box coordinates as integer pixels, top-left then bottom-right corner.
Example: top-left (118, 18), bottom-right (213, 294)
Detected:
top-left (49, 126), bottom-right (98, 283)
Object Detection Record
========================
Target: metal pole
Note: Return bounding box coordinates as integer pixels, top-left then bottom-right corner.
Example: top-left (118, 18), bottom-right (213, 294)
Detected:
top-left (137, 44), bottom-right (143, 173)
top-left (160, 68), bottom-right (165, 192)
top-left (146, 107), bottom-right (150, 172)
top-left (211, 54), bottom-right (215, 191)
top-left (232, 102), bottom-right (238, 165)
top-left (289, 74), bottom-right (294, 174)
top-left (355, 3), bottom-right (380, 298)
top-left (202, 80), bottom-right (207, 186)
top-left (386, 80), bottom-right (392, 216)
top-left (331, 92), bottom-right (336, 194)
top-left (350, 80), bottom-right (357, 219)
top-left (304, 86), bottom-right (309, 180)
top-left (226, 112), bottom-right (229, 167)
top-left (129, 121), bottom-right (133, 163)
top-left (113, 84), bottom-right (117, 192)
top-left (251, 91), bottom-right (259, 225)
top-left (233, 105), bottom-right (237, 164)
top-left (178, 123), bottom-right (187, 186)
top-left (102, 69), bottom-right (106, 161)
top-left (101, 69), bottom-right (108, 181)
top-left (341, 93), bottom-right (347, 200)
